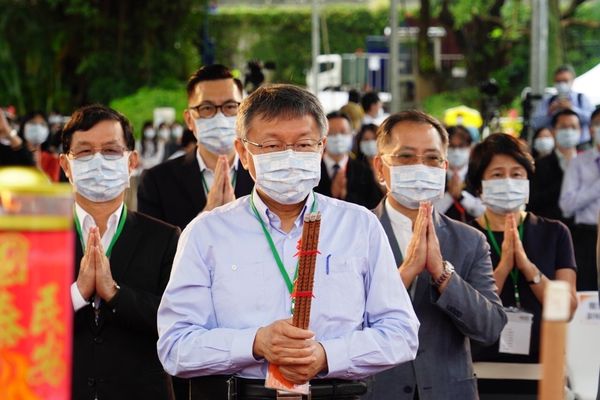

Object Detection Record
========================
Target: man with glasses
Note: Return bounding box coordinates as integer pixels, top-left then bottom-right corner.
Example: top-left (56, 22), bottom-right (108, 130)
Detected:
top-left (314, 111), bottom-right (383, 209)
top-left (59, 104), bottom-right (180, 400)
top-left (157, 84), bottom-right (420, 399)
top-left (138, 64), bottom-right (255, 231)
top-left (366, 110), bottom-right (506, 400)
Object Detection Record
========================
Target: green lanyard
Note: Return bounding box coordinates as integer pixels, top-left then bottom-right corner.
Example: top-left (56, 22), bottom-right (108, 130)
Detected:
top-left (74, 204), bottom-right (127, 258)
top-left (249, 191), bottom-right (318, 312)
top-left (484, 213), bottom-right (524, 308)
top-left (201, 169), bottom-right (238, 195)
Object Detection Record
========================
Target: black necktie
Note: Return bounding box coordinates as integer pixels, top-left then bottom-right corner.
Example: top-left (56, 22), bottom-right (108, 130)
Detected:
top-left (332, 163), bottom-right (340, 179)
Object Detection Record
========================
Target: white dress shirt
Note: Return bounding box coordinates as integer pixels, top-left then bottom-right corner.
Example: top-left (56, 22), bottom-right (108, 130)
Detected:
top-left (385, 198), bottom-right (413, 257)
top-left (70, 202), bottom-right (124, 311)
top-left (559, 147), bottom-right (600, 225)
top-left (157, 191), bottom-right (420, 380)
top-left (196, 151), bottom-right (238, 192)
top-left (323, 153), bottom-right (349, 179)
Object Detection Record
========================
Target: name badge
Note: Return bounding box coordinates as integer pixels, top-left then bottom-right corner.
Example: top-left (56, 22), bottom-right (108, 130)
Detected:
top-left (499, 309), bottom-right (534, 355)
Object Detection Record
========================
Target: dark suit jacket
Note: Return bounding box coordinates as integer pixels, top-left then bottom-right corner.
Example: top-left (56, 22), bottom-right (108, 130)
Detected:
top-left (72, 211), bottom-right (180, 400)
top-left (529, 152), bottom-right (571, 226)
top-left (364, 201), bottom-right (507, 400)
top-left (314, 158), bottom-right (383, 209)
top-left (137, 151), bottom-right (254, 230)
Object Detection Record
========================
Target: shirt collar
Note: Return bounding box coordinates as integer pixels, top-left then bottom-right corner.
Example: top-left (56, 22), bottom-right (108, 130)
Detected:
top-left (251, 189), bottom-right (316, 232)
top-left (323, 153), bottom-right (349, 170)
top-left (74, 201), bottom-right (124, 240)
top-left (196, 150), bottom-right (239, 174)
top-left (385, 197), bottom-right (413, 228)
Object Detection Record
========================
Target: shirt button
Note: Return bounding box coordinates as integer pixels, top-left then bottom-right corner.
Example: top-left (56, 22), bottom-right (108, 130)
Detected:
top-left (88, 378), bottom-right (96, 387)
top-left (403, 385), bottom-right (413, 393)
top-left (232, 265), bottom-right (238, 271)
top-left (94, 337), bottom-right (103, 344)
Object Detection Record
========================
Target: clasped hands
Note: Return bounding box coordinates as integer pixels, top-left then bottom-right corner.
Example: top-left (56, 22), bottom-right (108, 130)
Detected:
top-left (497, 213), bottom-right (538, 280)
top-left (399, 202), bottom-right (447, 288)
top-left (76, 227), bottom-right (118, 303)
top-left (253, 318), bottom-right (328, 385)
top-left (204, 155), bottom-right (235, 212)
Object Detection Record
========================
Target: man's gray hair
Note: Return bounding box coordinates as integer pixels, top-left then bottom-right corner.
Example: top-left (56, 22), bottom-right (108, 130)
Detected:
top-left (236, 84), bottom-right (328, 138)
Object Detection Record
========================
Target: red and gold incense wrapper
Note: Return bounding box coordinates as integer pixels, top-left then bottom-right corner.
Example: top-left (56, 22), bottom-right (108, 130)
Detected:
top-left (266, 211), bottom-right (321, 395)
top-left (0, 167), bottom-right (73, 400)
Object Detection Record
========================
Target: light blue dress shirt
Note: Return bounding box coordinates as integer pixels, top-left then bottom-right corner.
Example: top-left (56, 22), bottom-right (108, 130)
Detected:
top-left (559, 147), bottom-right (600, 225)
top-left (532, 90), bottom-right (595, 142)
top-left (157, 191), bottom-right (420, 379)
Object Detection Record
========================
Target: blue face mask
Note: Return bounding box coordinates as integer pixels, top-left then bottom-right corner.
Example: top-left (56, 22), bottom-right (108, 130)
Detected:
top-left (326, 134), bottom-right (353, 156)
top-left (194, 113), bottom-right (237, 155)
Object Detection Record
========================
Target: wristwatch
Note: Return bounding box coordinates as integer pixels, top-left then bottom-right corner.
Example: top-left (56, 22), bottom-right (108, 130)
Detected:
top-left (527, 270), bottom-right (542, 285)
top-left (433, 261), bottom-right (455, 288)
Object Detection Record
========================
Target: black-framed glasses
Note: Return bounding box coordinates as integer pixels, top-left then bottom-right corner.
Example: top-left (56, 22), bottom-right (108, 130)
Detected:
top-left (382, 153), bottom-right (445, 168)
top-left (68, 146), bottom-right (129, 161)
top-left (188, 101), bottom-right (240, 119)
top-left (242, 137), bottom-right (324, 154)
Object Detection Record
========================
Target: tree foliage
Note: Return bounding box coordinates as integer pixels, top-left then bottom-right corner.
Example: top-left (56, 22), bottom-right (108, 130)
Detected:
top-left (0, 0), bottom-right (203, 114)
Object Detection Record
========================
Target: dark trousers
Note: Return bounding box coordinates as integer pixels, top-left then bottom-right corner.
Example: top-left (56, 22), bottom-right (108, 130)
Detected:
top-left (572, 224), bottom-right (598, 291)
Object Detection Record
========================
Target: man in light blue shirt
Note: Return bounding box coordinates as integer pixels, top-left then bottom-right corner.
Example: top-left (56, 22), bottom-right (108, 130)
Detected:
top-left (559, 107), bottom-right (600, 291)
top-left (532, 65), bottom-right (595, 143)
top-left (157, 84), bottom-right (420, 399)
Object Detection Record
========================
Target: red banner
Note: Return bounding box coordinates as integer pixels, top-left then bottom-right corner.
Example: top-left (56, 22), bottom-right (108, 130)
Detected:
top-left (0, 230), bottom-right (73, 400)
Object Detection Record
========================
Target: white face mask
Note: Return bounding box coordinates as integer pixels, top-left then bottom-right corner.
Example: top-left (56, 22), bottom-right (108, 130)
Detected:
top-left (533, 136), bottom-right (555, 155)
top-left (359, 140), bottom-right (378, 157)
top-left (326, 134), bottom-right (353, 155)
top-left (172, 125), bottom-right (184, 140)
top-left (446, 147), bottom-right (470, 168)
top-left (144, 128), bottom-right (156, 140)
top-left (68, 153), bottom-right (131, 202)
top-left (158, 128), bottom-right (170, 141)
top-left (387, 164), bottom-right (446, 209)
top-left (194, 113), bottom-right (237, 155)
top-left (481, 178), bottom-right (529, 214)
top-left (24, 123), bottom-right (49, 145)
top-left (251, 149), bottom-right (322, 205)
top-left (555, 128), bottom-right (580, 148)
top-left (555, 81), bottom-right (570, 96)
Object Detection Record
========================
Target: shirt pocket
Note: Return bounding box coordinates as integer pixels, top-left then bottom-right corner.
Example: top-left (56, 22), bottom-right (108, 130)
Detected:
top-left (312, 256), bottom-right (366, 326)
top-left (212, 259), bottom-right (266, 327)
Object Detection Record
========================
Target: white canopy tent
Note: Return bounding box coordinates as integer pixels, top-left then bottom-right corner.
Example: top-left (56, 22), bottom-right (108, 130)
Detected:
top-left (572, 63), bottom-right (600, 106)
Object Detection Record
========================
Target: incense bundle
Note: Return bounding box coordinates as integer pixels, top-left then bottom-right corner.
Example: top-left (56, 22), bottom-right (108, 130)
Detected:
top-left (292, 212), bottom-right (321, 330)
top-left (265, 211), bottom-right (321, 395)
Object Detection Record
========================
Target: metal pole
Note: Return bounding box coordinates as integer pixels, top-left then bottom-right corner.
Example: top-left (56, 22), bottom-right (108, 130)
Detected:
top-left (389, 0), bottom-right (400, 113)
top-left (311, 0), bottom-right (320, 95)
top-left (530, 0), bottom-right (548, 129)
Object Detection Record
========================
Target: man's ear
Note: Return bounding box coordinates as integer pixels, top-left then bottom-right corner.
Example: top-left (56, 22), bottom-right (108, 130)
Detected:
top-left (373, 155), bottom-right (384, 182)
top-left (128, 151), bottom-right (139, 172)
top-left (59, 154), bottom-right (72, 181)
top-left (234, 138), bottom-right (249, 170)
top-left (183, 109), bottom-right (195, 132)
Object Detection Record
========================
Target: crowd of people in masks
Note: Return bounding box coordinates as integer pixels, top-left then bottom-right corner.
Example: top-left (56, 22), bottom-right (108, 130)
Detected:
top-left (0, 63), bottom-right (598, 400)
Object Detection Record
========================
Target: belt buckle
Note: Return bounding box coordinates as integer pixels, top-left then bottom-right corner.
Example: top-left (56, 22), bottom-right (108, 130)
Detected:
top-left (276, 388), bottom-right (310, 400)
top-left (227, 376), bottom-right (238, 400)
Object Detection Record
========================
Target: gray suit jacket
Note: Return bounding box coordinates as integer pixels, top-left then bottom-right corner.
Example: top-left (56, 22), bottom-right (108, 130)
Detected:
top-left (364, 201), bottom-right (507, 400)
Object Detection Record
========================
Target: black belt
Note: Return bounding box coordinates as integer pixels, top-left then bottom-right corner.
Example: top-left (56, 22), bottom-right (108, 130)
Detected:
top-left (189, 375), bottom-right (368, 400)
top-left (574, 223), bottom-right (598, 232)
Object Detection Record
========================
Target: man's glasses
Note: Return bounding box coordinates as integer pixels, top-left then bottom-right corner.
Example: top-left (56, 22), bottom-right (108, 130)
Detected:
top-left (381, 153), bottom-right (445, 168)
top-left (188, 101), bottom-right (240, 119)
top-left (242, 138), bottom-right (324, 154)
top-left (68, 146), bottom-right (129, 161)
